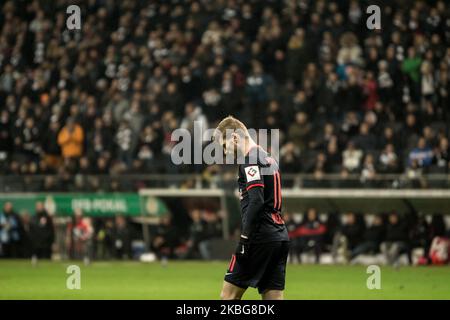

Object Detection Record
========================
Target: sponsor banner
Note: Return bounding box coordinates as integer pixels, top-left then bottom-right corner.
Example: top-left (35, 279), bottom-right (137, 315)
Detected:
top-left (0, 194), bottom-right (168, 217)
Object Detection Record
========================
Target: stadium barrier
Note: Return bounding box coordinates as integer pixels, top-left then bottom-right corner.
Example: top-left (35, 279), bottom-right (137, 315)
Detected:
top-left (0, 173), bottom-right (449, 192)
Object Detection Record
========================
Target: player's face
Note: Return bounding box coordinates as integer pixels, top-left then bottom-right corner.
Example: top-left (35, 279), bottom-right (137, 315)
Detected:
top-left (223, 134), bottom-right (240, 159)
top-left (223, 137), bottom-right (236, 158)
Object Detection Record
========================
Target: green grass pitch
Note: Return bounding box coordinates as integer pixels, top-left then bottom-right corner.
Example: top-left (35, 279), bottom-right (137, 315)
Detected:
top-left (0, 260), bottom-right (449, 299)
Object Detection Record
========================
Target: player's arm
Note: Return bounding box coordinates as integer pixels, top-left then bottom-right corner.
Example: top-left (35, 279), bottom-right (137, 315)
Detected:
top-left (236, 164), bottom-right (264, 259)
top-left (242, 164), bottom-right (265, 239)
top-left (241, 186), bottom-right (264, 239)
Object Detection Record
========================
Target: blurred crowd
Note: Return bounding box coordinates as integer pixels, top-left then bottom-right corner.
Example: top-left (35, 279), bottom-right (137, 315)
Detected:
top-left (0, 201), bottom-right (223, 261)
top-left (0, 0), bottom-right (449, 190)
top-left (150, 209), bottom-right (223, 260)
top-left (285, 208), bottom-right (450, 266)
top-left (0, 201), bottom-right (134, 260)
top-left (0, 201), bottom-right (54, 258)
top-left (3, 200), bottom-right (449, 265)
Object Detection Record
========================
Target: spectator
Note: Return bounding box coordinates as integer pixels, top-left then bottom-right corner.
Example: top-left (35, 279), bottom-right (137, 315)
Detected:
top-left (409, 215), bottom-right (431, 265)
top-left (403, 113), bottom-right (421, 150)
top-left (378, 127), bottom-right (399, 151)
top-left (151, 214), bottom-right (180, 260)
top-left (66, 209), bottom-right (93, 261)
top-left (286, 28), bottom-right (308, 84)
top-left (326, 138), bottom-right (342, 173)
top-left (0, 110), bottom-right (13, 164)
top-left (363, 71), bottom-right (378, 111)
top-left (337, 32), bottom-right (363, 67)
top-left (405, 159), bottom-right (425, 188)
top-left (20, 212), bottom-right (33, 258)
top-left (360, 154), bottom-right (377, 186)
top-left (381, 212), bottom-right (411, 266)
top-left (0, 0), bottom-right (446, 193)
top-left (245, 61), bottom-right (274, 124)
top-left (317, 72), bottom-right (341, 118)
top-left (354, 123), bottom-right (377, 152)
top-left (289, 112), bottom-right (311, 151)
top-left (350, 215), bottom-right (385, 261)
top-left (432, 137), bottom-right (449, 173)
top-left (58, 117), bottom-right (84, 160)
top-left (95, 219), bottom-right (115, 260)
top-left (402, 47), bottom-right (422, 102)
top-left (0, 202), bottom-right (23, 258)
top-left (284, 212), bottom-right (299, 263)
top-left (342, 141), bottom-right (363, 172)
top-left (421, 61), bottom-right (435, 102)
top-left (377, 60), bottom-right (394, 104)
top-left (409, 137), bottom-right (434, 168)
top-left (180, 102), bottom-right (209, 170)
top-left (379, 144), bottom-right (399, 174)
top-left (429, 214), bottom-right (447, 239)
top-left (111, 215), bottom-right (131, 259)
top-left (30, 202), bottom-right (54, 259)
top-left (341, 112), bottom-right (360, 141)
top-left (17, 117), bottom-right (41, 161)
top-left (115, 120), bottom-right (136, 167)
top-left (279, 142), bottom-right (301, 174)
top-left (291, 208), bottom-right (326, 264)
top-left (123, 100), bottom-right (144, 136)
top-left (313, 123), bottom-right (336, 151)
top-left (42, 120), bottom-right (62, 169)
top-left (332, 212), bottom-right (365, 262)
top-left (185, 209), bottom-right (207, 259)
top-left (201, 211), bottom-right (222, 241)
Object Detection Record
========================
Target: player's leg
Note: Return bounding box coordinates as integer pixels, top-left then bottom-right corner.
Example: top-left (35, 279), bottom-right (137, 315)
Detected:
top-left (222, 253), bottom-right (249, 300)
top-left (220, 280), bottom-right (246, 300)
top-left (261, 289), bottom-right (284, 300)
top-left (222, 243), bottom-right (271, 299)
top-left (257, 241), bottom-right (290, 300)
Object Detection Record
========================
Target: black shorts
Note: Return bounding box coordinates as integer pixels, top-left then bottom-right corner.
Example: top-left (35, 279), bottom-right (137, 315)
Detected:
top-left (224, 241), bottom-right (290, 294)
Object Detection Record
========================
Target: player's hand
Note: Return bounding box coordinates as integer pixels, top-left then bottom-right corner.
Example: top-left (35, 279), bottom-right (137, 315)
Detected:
top-left (235, 235), bottom-right (250, 260)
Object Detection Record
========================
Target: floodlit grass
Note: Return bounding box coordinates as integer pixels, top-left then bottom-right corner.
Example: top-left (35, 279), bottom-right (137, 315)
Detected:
top-left (0, 260), bottom-right (449, 299)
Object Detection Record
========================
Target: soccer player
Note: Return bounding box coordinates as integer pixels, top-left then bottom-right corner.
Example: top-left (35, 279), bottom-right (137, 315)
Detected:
top-left (214, 116), bottom-right (290, 300)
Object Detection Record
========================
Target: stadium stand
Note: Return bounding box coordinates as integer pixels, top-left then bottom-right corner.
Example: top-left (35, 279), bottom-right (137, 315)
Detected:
top-left (0, 0), bottom-right (449, 264)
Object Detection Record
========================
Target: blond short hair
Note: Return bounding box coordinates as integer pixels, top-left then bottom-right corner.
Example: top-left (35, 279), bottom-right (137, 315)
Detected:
top-left (214, 116), bottom-right (249, 142)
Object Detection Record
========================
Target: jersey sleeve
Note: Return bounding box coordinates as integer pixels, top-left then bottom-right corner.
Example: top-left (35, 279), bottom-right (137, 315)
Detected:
top-left (240, 155), bottom-right (265, 239)
top-left (243, 164), bottom-right (264, 191)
